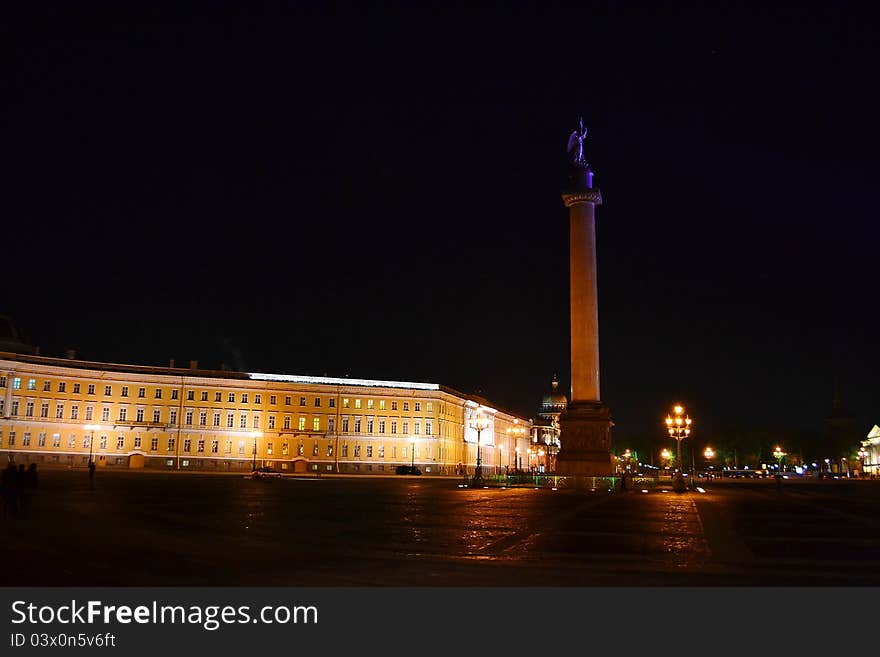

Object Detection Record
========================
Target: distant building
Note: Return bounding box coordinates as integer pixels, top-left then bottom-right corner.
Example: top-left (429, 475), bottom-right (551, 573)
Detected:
top-left (529, 375), bottom-right (567, 473)
top-left (0, 350), bottom-right (532, 475)
top-left (861, 425), bottom-right (879, 476)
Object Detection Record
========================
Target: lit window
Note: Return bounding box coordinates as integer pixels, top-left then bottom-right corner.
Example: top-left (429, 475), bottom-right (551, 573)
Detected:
top-left (313, 417), bottom-right (320, 431)
top-left (298, 417), bottom-right (306, 431)
top-left (367, 399), bottom-right (374, 410)
top-left (355, 399), bottom-right (362, 409)
top-left (13, 377), bottom-right (21, 390)
top-left (343, 398), bottom-right (350, 408)
top-left (379, 400), bottom-right (386, 410)
top-left (426, 402), bottom-right (433, 412)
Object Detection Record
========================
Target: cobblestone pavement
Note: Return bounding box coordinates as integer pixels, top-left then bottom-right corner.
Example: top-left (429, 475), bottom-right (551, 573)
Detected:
top-left (2, 471), bottom-right (878, 585)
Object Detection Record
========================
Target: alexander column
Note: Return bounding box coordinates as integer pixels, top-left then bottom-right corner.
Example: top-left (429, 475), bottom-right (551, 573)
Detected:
top-left (556, 118), bottom-right (614, 477)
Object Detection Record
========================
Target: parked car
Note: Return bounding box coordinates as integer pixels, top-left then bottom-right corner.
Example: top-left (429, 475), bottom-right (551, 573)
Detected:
top-left (252, 467), bottom-right (282, 479)
top-left (395, 465), bottom-right (422, 475)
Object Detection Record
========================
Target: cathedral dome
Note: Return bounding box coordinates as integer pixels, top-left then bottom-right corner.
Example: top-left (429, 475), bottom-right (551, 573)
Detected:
top-left (541, 376), bottom-right (568, 412)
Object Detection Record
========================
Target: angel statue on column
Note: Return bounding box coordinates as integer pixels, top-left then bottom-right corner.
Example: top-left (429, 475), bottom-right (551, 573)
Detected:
top-left (567, 117), bottom-right (589, 167)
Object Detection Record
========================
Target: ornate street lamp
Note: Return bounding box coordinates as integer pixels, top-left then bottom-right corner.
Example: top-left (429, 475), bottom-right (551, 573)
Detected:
top-left (470, 410), bottom-right (490, 486)
top-left (250, 431), bottom-right (263, 471)
top-left (84, 424), bottom-right (100, 465)
top-left (660, 447), bottom-right (672, 472)
top-left (664, 404), bottom-right (693, 473)
top-left (773, 445), bottom-right (785, 472)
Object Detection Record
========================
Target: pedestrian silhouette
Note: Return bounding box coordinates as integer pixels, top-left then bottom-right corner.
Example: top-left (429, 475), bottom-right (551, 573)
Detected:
top-left (16, 464), bottom-right (28, 517)
top-left (88, 460), bottom-right (96, 489)
top-left (26, 463), bottom-right (38, 489)
top-left (2, 463), bottom-right (17, 519)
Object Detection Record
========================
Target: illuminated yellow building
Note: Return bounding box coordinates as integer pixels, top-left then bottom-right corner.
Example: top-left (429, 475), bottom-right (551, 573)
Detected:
top-left (0, 351), bottom-right (532, 475)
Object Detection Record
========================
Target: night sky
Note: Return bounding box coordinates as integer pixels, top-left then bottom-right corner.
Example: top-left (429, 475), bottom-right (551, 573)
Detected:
top-left (6, 2), bottom-right (880, 454)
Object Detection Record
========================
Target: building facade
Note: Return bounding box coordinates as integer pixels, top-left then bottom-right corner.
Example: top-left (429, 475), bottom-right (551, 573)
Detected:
top-left (0, 352), bottom-right (532, 476)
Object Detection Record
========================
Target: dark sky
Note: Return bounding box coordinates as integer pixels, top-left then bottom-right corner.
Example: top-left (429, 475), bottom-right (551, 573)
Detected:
top-left (5, 2), bottom-right (879, 446)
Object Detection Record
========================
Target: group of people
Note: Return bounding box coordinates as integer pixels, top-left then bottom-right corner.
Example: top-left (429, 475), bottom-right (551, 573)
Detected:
top-left (2, 462), bottom-right (38, 519)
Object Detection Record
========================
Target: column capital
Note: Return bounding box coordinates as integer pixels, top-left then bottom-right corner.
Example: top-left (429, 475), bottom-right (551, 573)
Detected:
top-left (562, 189), bottom-right (603, 207)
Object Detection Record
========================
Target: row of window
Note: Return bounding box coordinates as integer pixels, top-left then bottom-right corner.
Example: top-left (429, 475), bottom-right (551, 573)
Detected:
top-left (0, 377), bottom-right (434, 413)
top-left (0, 431), bottom-right (441, 459)
top-left (1, 399), bottom-right (433, 434)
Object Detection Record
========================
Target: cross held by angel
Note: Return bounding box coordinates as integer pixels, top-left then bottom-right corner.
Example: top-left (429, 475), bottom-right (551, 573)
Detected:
top-left (567, 117), bottom-right (588, 166)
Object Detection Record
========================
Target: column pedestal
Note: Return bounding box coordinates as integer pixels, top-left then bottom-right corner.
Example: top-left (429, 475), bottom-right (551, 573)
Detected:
top-left (556, 401), bottom-right (614, 476)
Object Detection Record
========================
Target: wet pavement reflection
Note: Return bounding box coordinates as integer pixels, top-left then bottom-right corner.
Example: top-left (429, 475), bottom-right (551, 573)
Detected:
top-left (3, 472), bottom-right (879, 585)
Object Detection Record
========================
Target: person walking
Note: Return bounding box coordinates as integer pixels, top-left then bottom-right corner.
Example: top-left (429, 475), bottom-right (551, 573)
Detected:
top-left (1, 463), bottom-right (17, 519)
top-left (88, 459), bottom-right (96, 489)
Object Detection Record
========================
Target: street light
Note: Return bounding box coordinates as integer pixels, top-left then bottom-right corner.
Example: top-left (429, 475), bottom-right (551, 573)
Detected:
top-left (84, 424), bottom-right (100, 464)
top-left (660, 447), bottom-right (672, 473)
top-left (664, 404), bottom-right (693, 473)
top-left (250, 431), bottom-right (263, 471)
top-left (858, 447), bottom-right (868, 476)
top-left (470, 410), bottom-right (490, 486)
top-left (773, 445), bottom-right (785, 472)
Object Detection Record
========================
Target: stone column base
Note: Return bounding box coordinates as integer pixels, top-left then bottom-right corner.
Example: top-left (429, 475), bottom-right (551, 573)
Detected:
top-left (556, 401), bottom-right (614, 477)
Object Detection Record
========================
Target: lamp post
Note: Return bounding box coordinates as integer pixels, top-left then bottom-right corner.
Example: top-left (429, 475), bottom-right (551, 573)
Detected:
top-left (515, 446), bottom-right (521, 473)
top-left (703, 446), bottom-right (714, 478)
top-left (664, 404), bottom-right (693, 473)
top-left (411, 438), bottom-right (416, 468)
top-left (250, 431), bottom-right (262, 471)
top-left (85, 424), bottom-right (99, 465)
top-left (858, 447), bottom-right (868, 477)
top-left (661, 447), bottom-right (672, 474)
top-left (772, 445), bottom-right (785, 472)
top-left (470, 410), bottom-right (490, 486)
